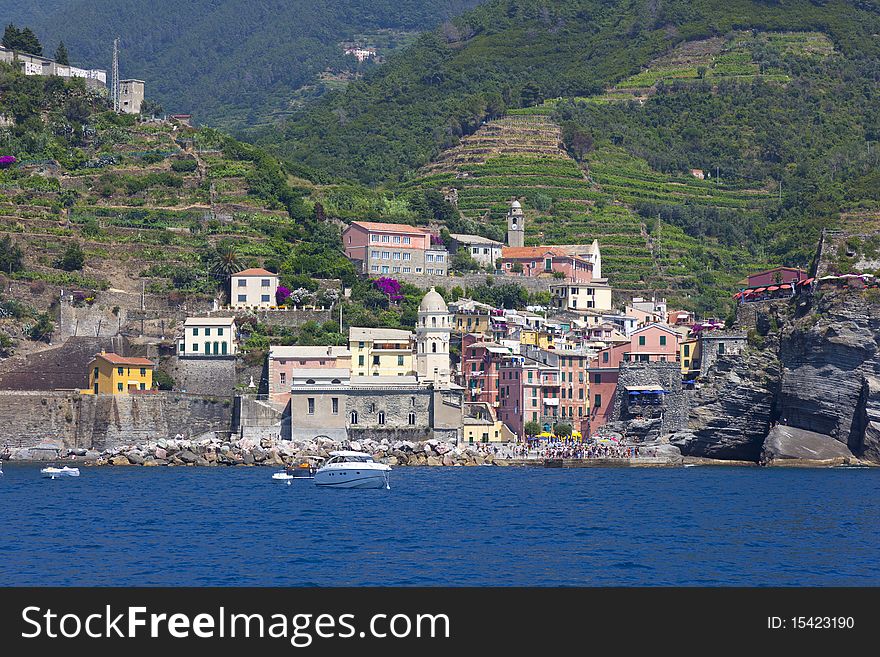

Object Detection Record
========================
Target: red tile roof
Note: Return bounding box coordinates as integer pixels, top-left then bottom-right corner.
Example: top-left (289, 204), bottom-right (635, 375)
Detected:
top-left (349, 221), bottom-right (430, 234)
top-left (233, 268), bottom-right (277, 277)
top-left (501, 246), bottom-right (569, 259)
top-left (94, 353), bottom-right (155, 367)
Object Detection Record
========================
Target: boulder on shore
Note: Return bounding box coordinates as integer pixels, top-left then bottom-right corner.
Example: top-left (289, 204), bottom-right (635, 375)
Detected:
top-left (761, 425), bottom-right (855, 463)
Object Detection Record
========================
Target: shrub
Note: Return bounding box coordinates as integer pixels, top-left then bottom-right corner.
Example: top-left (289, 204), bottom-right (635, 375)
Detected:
top-left (154, 370), bottom-right (175, 391)
top-left (171, 157), bottom-right (198, 173)
top-left (56, 242), bottom-right (85, 271)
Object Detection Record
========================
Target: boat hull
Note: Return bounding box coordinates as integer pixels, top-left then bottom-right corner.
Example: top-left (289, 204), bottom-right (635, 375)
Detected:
top-left (314, 469), bottom-right (389, 489)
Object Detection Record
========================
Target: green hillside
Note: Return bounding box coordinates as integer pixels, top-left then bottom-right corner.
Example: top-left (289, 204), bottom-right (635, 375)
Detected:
top-left (269, 0), bottom-right (880, 312)
top-left (4, 0), bottom-right (483, 130)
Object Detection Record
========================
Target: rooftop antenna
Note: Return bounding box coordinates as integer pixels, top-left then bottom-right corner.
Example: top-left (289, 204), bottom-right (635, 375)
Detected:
top-left (111, 37), bottom-right (120, 113)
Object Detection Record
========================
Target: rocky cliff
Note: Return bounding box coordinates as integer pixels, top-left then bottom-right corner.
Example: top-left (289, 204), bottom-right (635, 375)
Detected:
top-left (775, 291), bottom-right (880, 463)
top-left (668, 290), bottom-right (879, 464)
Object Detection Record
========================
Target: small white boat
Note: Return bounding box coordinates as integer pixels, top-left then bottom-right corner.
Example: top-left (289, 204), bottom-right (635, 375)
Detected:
top-left (41, 466), bottom-right (80, 479)
top-left (314, 451), bottom-right (391, 489)
top-left (272, 457), bottom-right (324, 481)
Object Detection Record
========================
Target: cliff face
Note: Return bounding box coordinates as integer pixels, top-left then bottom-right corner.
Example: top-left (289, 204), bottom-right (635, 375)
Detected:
top-left (777, 293), bottom-right (880, 463)
top-left (672, 344), bottom-right (779, 461)
top-left (670, 290), bottom-right (880, 464)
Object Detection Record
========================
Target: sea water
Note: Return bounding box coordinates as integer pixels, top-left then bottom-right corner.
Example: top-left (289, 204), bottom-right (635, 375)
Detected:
top-left (1, 463), bottom-right (878, 586)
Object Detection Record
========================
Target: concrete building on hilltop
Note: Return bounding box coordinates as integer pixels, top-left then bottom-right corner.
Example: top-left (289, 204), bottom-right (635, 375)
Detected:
top-left (0, 45), bottom-right (106, 88)
top-left (119, 79), bottom-right (145, 114)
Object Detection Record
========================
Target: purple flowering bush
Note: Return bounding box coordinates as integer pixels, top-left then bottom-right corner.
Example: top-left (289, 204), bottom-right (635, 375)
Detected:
top-left (374, 277), bottom-right (403, 302)
top-left (275, 285), bottom-right (291, 305)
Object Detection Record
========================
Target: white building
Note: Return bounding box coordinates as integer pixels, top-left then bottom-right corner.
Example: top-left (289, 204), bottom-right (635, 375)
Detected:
top-left (449, 233), bottom-right (504, 269)
top-left (230, 268), bottom-right (279, 309)
top-left (416, 287), bottom-right (452, 387)
top-left (0, 45), bottom-right (107, 87)
top-left (550, 281), bottom-right (613, 312)
top-left (179, 317), bottom-right (237, 357)
top-left (119, 79), bottom-right (145, 114)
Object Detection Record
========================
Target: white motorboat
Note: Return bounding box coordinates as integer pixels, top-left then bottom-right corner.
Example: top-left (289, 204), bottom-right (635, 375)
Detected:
top-left (272, 472), bottom-right (294, 481)
top-left (41, 466), bottom-right (80, 479)
top-left (314, 451), bottom-right (391, 489)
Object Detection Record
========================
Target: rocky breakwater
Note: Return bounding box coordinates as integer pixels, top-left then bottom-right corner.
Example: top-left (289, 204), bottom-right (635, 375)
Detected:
top-left (50, 436), bottom-right (507, 467)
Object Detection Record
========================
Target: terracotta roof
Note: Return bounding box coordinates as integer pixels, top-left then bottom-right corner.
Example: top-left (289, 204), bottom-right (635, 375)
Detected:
top-left (232, 268), bottom-right (277, 277)
top-left (349, 221), bottom-right (430, 234)
top-left (94, 353), bottom-right (155, 367)
top-left (502, 246), bottom-right (570, 259)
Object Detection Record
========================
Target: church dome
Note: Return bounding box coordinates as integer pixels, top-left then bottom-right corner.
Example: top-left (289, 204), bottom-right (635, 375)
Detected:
top-left (419, 287), bottom-right (447, 313)
top-left (510, 200), bottom-right (522, 209)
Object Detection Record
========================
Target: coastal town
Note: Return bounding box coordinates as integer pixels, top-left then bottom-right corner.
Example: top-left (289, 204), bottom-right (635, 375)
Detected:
top-left (1, 29), bottom-right (879, 469)
top-left (1, 193), bottom-right (877, 468)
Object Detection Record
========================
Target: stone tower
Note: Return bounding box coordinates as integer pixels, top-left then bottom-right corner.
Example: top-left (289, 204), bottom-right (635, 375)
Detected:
top-left (506, 200), bottom-right (524, 247)
top-left (416, 287), bottom-right (451, 387)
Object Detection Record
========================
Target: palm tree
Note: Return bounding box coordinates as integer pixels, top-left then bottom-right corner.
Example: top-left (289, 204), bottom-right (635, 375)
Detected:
top-left (209, 243), bottom-right (242, 302)
top-left (210, 243), bottom-right (241, 281)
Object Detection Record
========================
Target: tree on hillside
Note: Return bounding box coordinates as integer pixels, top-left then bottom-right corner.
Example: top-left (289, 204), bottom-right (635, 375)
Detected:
top-left (3, 25), bottom-right (43, 56)
top-left (209, 242), bottom-right (242, 282)
top-left (0, 236), bottom-right (24, 274)
top-left (56, 242), bottom-right (85, 271)
top-left (54, 41), bottom-right (69, 65)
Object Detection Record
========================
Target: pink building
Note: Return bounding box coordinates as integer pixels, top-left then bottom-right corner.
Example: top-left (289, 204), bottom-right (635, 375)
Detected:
top-left (556, 350), bottom-right (590, 435)
top-left (460, 338), bottom-right (508, 408)
top-left (267, 345), bottom-right (351, 406)
top-left (587, 323), bottom-right (681, 434)
top-left (741, 266), bottom-right (808, 288)
top-left (498, 355), bottom-right (560, 437)
top-left (342, 221), bottom-right (448, 276)
top-left (499, 247), bottom-right (595, 283)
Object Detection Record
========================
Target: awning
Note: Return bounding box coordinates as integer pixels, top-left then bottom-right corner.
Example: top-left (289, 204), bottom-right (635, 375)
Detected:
top-left (767, 286), bottom-right (780, 291)
top-left (733, 292), bottom-right (743, 299)
top-left (753, 287), bottom-right (766, 293)
top-left (625, 385), bottom-right (667, 393)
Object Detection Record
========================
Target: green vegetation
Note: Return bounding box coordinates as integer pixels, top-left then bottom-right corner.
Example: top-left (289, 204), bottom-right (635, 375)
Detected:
top-left (7, 0), bottom-right (482, 129)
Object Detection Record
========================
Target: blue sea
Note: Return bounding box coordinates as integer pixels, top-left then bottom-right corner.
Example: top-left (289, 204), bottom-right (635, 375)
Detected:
top-left (1, 463), bottom-right (878, 586)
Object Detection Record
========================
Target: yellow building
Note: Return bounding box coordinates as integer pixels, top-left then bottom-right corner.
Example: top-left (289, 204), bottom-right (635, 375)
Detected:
top-left (463, 402), bottom-right (516, 443)
top-left (452, 299), bottom-right (494, 338)
top-left (520, 329), bottom-right (552, 349)
top-left (680, 339), bottom-right (700, 378)
top-left (349, 327), bottom-right (414, 377)
top-left (82, 352), bottom-right (155, 395)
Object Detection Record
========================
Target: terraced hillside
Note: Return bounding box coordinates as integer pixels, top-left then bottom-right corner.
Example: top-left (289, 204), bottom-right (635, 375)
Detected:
top-left (511, 31), bottom-right (833, 114)
top-left (0, 118), bottom-right (292, 299)
top-left (408, 112), bottom-right (772, 305)
top-left (408, 115), bottom-right (657, 292)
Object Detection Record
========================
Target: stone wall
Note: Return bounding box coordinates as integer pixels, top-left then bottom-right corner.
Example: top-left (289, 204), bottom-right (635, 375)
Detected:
top-left (699, 332), bottom-right (748, 377)
top-left (0, 391), bottom-right (232, 452)
top-left (614, 362), bottom-right (687, 436)
top-left (163, 356), bottom-right (239, 396)
top-left (396, 272), bottom-right (554, 293)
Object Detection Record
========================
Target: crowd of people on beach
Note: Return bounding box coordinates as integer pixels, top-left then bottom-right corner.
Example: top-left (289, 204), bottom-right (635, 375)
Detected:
top-left (487, 440), bottom-right (640, 460)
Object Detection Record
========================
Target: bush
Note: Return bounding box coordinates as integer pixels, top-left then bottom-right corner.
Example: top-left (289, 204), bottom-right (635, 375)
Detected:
top-left (56, 242), bottom-right (85, 271)
top-left (171, 157), bottom-right (198, 173)
top-left (154, 370), bottom-right (175, 391)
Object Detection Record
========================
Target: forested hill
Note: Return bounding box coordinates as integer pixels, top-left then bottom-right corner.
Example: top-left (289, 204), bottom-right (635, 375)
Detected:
top-left (1, 0), bottom-right (484, 130)
top-left (272, 0), bottom-right (880, 185)
top-left (267, 0), bottom-right (880, 289)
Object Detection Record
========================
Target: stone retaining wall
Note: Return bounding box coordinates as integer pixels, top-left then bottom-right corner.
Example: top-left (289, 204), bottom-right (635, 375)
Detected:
top-left (0, 391), bottom-right (232, 452)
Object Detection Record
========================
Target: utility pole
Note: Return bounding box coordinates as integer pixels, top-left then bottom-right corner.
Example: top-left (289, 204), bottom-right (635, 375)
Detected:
top-left (112, 37), bottom-right (120, 113)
